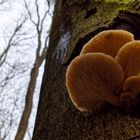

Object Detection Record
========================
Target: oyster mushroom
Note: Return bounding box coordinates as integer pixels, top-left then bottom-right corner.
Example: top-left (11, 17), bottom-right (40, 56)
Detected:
top-left (80, 30), bottom-right (134, 57)
top-left (120, 76), bottom-right (140, 108)
top-left (123, 76), bottom-right (140, 95)
top-left (116, 41), bottom-right (140, 78)
top-left (116, 41), bottom-right (140, 110)
top-left (66, 53), bottom-right (124, 111)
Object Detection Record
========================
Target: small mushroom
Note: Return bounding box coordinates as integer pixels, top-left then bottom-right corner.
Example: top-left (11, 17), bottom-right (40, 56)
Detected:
top-left (66, 53), bottom-right (124, 111)
top-left (120, 76), bottom-right (140, 110)
top-left (123, 76), bottom-right (140, 95)
top-left (80, 30), bottom-right (134, 57)
top-left (116, 41), bottom-right (140, 78)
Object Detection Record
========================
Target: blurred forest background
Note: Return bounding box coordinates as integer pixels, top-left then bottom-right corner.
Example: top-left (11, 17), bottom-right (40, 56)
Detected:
top-left (0, 0), bottom-right (54, 140)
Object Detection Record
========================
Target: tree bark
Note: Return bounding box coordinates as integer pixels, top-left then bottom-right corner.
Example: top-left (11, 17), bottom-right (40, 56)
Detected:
top-left (33, 0), bottom-right (140, 139)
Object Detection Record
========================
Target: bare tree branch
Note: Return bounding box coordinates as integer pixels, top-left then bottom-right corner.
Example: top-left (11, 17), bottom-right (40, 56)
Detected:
top-left (0, 1), bottom-right (52, 140)
top-left (35, 0), bottom-right (40, 27)
top-left (40, 9), bottom-right (48, 33)
top-left (0, 0), bottom-right (7, 5)
top-left (14, 0), bottom-right (51, 139)
top-left (23, 0), bottom-right (37, 26)
top-left (0, 16), bottom-right (27, 66)
top-left (38, 34), bottom-right (49, 66)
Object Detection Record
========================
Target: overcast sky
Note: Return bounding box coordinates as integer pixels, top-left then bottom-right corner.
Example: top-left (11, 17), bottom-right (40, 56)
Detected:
top-left (0, 0), bottom-right (54, 140)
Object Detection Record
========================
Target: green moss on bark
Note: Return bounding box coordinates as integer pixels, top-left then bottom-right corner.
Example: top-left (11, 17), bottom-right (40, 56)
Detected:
top-left (105, 0), bottom-right (135, 4)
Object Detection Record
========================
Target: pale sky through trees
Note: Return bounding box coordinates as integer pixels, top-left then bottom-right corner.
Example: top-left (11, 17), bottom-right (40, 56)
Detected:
top-left (0, 0), bottom-right (53, 139)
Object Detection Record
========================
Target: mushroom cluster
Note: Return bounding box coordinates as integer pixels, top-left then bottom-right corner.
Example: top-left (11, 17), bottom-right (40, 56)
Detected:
top-left (66, 30), bottom-right (140, 112)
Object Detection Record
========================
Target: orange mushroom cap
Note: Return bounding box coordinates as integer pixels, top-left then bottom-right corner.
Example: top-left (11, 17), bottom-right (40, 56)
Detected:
top-left (116, 41), bottom-right (140, 78)
top-left (123, 76), bottom-right (140, 97)
top-left (120, 76), bottom-right (140, 109)
top-left (80, 30), bottom-right (134, 57)
top-left (66, 53), bottom-right (124, 111)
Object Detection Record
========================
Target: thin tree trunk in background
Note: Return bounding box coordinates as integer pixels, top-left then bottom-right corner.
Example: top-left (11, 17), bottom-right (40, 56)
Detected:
top-left (14, 0), bottom-right (48, 139)
top-left (33, 0), bottom-right (140, 139)
top-left (15, 65), bottom-right (39, 140)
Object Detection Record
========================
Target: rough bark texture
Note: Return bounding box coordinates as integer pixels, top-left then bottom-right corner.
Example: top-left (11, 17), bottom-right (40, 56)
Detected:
top-left (33, 0), bottom-right (140, 139)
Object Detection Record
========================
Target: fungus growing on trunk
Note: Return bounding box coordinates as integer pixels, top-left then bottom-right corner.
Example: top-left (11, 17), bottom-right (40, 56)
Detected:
top-left (116, 41), bottom-right (140, 78)
top-left (120, 76), bottom-right (140, 109)
top-left (66, 30), bottom-right (140, 113)
top-left (80, 30), bottom-right (134, 57)
top-left (115, 41), bottom-right (140, 110)
top-left (66, 53), bottom-right (124, 111)
top-left (123, 76), bottom-right (140, 95)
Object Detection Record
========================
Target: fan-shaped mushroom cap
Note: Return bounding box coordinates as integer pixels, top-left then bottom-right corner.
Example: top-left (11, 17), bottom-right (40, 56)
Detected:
top-left (116, 41), bottom-right (140, 78)
top-left (120, 76), bottom-right (140, 109)
top-left (66, 53), bottom-right (124, 111)
top-left (80, 30), bottom-right (134, 57)
top-left (123, 76), bottom-right (140, 97)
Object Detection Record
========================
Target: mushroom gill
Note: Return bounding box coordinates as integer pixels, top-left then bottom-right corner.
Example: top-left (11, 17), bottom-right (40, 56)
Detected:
top-left (80, 30), bottom-right (134, 57)
top-left (116, 41), bottom-right (140, 78)
top-left (66, 53), bottom-right (124, 111)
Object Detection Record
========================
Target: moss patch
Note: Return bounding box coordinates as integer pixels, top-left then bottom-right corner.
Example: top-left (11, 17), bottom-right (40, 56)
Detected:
top-left (105, 0), bottom-right (135, 4)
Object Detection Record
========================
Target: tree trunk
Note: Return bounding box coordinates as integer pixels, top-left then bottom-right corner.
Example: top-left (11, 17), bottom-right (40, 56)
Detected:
top-left (33, 0), bottom-right (140, 139)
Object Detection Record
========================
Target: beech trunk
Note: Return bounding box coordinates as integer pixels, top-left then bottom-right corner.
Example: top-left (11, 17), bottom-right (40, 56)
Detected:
top-left (33, 0), bottom-right (140, 139)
